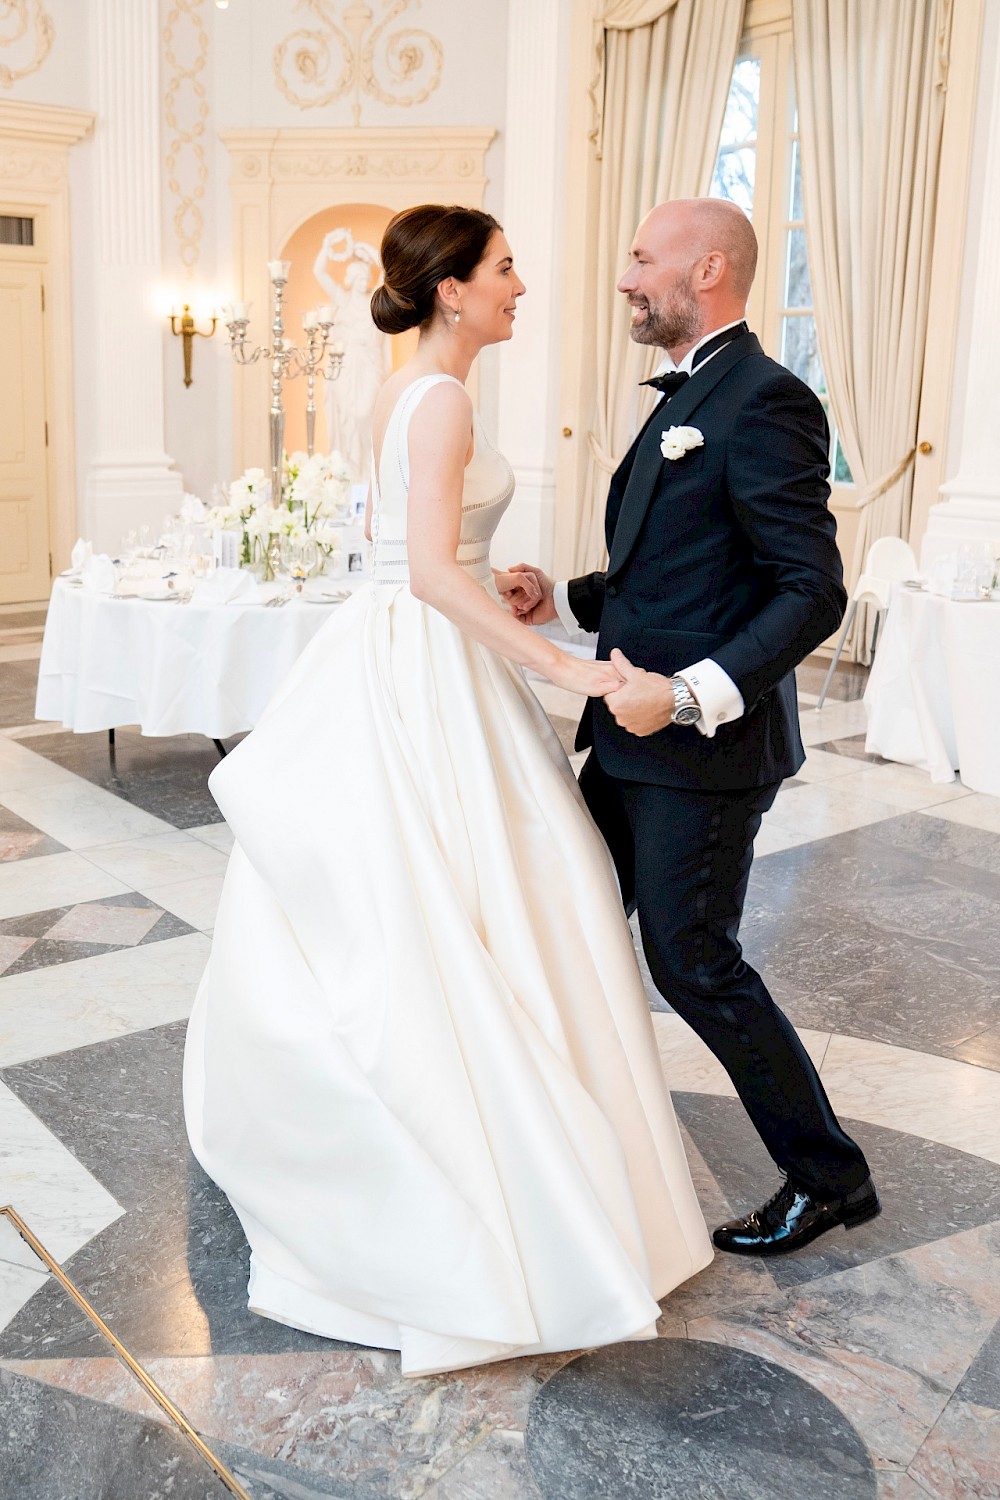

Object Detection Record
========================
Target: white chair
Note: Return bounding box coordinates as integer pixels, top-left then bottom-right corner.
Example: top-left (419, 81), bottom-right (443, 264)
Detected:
top-left (816, 536), bottom-right (918, 710)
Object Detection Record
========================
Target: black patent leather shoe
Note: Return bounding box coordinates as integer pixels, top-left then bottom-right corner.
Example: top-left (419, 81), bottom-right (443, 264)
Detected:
top-left (713, 1175), bottom-right (881, 1257)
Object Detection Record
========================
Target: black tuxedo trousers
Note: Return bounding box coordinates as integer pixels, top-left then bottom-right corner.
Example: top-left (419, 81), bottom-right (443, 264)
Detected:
top-left (579, 754), bottom-right (869, 1197)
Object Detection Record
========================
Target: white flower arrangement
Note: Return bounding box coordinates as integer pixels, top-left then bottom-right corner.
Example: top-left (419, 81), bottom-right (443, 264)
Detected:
top-left (660, 425), bottom-right (705, 461)
top-left (205, 453), bottom-right (353, 579)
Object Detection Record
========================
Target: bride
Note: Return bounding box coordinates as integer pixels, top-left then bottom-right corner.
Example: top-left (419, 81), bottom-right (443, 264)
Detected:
top-left (183, 204), bottom-right (713, 1378)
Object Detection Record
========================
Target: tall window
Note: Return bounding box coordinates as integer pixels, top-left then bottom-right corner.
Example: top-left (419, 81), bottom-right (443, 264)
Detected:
top-left (711, 35), bottom-right (854, 489)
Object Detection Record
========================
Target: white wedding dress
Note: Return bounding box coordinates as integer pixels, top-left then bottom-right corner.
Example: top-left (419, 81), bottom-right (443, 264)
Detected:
top-left (183, 374), bottom-right (713, 1377)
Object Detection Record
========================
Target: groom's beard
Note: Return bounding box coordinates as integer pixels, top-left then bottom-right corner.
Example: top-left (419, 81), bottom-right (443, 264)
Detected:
top-left (628, 280), bottom-right (701, 349)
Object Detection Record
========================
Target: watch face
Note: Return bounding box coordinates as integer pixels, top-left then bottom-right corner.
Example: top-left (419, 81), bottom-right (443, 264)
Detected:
top-left (675, 704), bottom-right (702, 726)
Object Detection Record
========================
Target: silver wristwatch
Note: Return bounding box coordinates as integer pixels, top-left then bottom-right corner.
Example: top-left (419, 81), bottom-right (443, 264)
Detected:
top-left (669, 675), bottom-right (703, 727)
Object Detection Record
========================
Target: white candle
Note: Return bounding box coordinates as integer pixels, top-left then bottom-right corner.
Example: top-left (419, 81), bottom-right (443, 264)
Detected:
top-left (302, 309), bottom-right (319, 331)
top-left (229, 300), bottom-right (250, 322)
top-left (330, 339), bottom-right (346, 358)
top-left (267, 259), bottom-right (291, 282)
top-left (318, 304), bottom-right (335, 325)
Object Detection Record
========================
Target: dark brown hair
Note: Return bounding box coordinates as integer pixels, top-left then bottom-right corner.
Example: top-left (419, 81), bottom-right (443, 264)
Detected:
top-left (371, 204), bottom-right (501, 335)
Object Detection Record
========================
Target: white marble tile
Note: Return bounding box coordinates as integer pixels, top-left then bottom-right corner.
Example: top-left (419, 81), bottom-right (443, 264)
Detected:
top-left (765, 781), bottom-right (901, 839)
top-left (0, 1261), bottom-right (48, 1334)
top-left (0, 644), bottom-right (43, 663)
top-left (2, 721), bottom-right (67, 740)
top-left (185, 821), bottom-right (235, 855)
top-left (794, 748), bottom-right (870, 784)
top-left (751, 822), bottom-right (820, 857)
top-left (798, 698), bottom-right (871, 746)
top-left (921, 793), bottom-right (1000, 836)
top-left (831, 762), bottom-right (975, 811)
top-left (0, 1215), bottom-right (46, 1275)
top-left (140, 872), bottom-right (225, 931)
top-left (0, 779), bottom-right (172, 850)
top-left (818, 1034), bottom-right (1000, 1166)
top-left (79, 830), bottom-right (230, 889)
top-left (0, 736), bottom-right (81, 794)
top-left (0, 851), bottom-right (130, 922)
top-left (653, 1013), bottom-right (830, 1097)
top-left (0, 1083), bottom-right (122, 1265)
top-left (0, 932), bottom-right (211, 1066)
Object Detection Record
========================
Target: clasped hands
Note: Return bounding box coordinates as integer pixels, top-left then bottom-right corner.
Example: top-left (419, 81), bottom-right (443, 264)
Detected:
top-left (497, 564), bottom-right (677, 737)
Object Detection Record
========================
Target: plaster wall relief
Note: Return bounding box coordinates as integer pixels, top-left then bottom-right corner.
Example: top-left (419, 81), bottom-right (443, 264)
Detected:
top-left (162, 0), bottom-right (210, 275)
top-left (0, 2), bottom-right (54, 90)
top-left (273, 0), bottom-right (443, 125)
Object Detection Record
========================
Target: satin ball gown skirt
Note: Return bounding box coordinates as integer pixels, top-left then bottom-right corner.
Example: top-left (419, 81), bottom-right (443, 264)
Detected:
top-left (183, 582), bottom-right (713, 1377)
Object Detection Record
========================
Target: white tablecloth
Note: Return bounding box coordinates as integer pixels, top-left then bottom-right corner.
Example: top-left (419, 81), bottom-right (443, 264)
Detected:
top-left (864, 583), bottom-right (1000, 795)
top-left (36, 576), bottom-right (367, 738)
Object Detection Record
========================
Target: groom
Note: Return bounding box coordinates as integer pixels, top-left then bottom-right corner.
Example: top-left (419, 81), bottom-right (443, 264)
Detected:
top-left (509, 198), bottom-right (879, 1255)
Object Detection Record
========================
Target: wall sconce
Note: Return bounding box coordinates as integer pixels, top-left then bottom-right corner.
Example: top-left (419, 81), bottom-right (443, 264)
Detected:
top-left (168, 304), bottom-right (217, 388)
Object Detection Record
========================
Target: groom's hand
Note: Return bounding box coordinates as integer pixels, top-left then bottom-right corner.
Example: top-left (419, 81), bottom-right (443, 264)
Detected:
top-left (604, 649), bottom-right (675, 736)
top-left (502, 563), bottom-right (557, 626)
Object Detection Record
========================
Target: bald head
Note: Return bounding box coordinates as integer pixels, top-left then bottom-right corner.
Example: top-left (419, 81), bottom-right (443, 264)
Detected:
top-left (618, 196), bottom-right (758, 357)
top-left (645, 198), bottom-right (757, 299)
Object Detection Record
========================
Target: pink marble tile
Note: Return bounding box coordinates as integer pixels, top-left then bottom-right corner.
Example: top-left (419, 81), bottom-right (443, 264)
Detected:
top-left (876, 1474), bottom-right (935, 1498)
top-left (44, 902), bottom-right (161, 947)
top-left (909, 1398), bottom-right (1000, 1498)
top-left (4, 1351), bottom-right (532, 1498)
top-left (0, 831), bottom-right (45, 862)
top-left (0, 935), bottom-right (35, 975)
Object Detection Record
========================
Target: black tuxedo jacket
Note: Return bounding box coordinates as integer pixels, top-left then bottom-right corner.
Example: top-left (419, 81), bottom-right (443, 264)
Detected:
top-left (569, 330), bottom-right (846, 790)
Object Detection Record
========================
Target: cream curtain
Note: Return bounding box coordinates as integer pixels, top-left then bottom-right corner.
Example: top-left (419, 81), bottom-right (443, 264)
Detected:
top-left (792, 0), bottom-right (952, 659)
top-left (575, 0), bottom-right (744, 572)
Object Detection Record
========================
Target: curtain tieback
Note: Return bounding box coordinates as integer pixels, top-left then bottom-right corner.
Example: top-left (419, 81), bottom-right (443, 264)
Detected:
top-left (855, 448), bottom-right (916, 509)
top-left (587, 432), bottom-right (618, 474)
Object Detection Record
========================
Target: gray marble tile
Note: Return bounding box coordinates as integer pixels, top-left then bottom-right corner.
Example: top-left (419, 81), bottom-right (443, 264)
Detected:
top-left (797, 655), bottom-right (870, 704)
top-left (22, 729), bottom-right (233, 829)
top-left (0, 660), bottom-right (44, 729)
top-left (952, 1316), bottom-right (1000, 1410)
top-left (812, 734), bottom-right (890, 764)
top-left (0, 1365), bottom-right (234, 1500)
top-left (672, 1094), bottom-right (1000, 1291)
top-left (524, 1338), bottom-right (876, 1500)
top-left (948, 1027), bottom-right (1000, 1071)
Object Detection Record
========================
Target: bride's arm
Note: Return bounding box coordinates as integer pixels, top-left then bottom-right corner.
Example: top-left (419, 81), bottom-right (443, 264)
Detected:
top-left (405, 383), bottom-right (621, 697)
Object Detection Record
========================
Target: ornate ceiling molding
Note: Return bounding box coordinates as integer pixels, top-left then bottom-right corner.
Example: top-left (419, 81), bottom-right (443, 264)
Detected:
top-left (0, 1), bottom-right (54, 89)
top-left (163, 0), bottom-right (209, 273)
top-left (273, 0), bottom-right (443, 126)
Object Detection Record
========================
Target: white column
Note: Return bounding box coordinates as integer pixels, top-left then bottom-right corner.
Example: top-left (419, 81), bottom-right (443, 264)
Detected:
top-left (922, 13), bottom-right (1000, 567)
top-left (83, 0), bottom-right (182, 551)
top-left (492, 0), bottom-right (570, 570)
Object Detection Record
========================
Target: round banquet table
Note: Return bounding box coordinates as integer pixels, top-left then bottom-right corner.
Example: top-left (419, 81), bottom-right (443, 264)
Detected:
top-left (35, 574), bottom-right (368, 739)
top-left (863, 582), bottom-right (1000, 796)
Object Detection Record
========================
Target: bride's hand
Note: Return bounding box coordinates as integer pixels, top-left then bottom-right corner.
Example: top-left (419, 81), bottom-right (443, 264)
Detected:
top-left (494, 569), bottom-right (541, 613)
top-left (547, 654), bottom-right (625, 697)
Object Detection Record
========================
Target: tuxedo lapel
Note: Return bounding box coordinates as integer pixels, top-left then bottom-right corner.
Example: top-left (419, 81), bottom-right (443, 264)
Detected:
top-left (606, 332), bottom-right (762, 579)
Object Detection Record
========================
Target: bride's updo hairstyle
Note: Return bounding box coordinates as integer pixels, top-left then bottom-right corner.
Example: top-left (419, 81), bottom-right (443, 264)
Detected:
top-left (371, 204), bottom-right (501, 335)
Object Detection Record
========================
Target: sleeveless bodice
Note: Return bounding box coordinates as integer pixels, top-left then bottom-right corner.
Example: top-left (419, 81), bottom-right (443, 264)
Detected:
top-left (370, 374), bottom-right (514, 591)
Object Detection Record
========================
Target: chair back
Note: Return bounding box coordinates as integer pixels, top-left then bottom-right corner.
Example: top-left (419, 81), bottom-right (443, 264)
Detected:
top-left (863, 536), bottom-right (917, 583)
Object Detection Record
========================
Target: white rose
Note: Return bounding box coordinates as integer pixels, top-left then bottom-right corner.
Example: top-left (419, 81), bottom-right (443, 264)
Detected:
top-left (660, 425), bottom-right (704, 461)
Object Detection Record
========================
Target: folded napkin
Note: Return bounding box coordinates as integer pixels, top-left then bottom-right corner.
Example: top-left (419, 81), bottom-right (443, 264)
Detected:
top-left (180, 492), bottom-right (206, 522)
top-left (70, 537), bottom-right (93, 573)
top-left (81, 554), bottom-right (117, 594)
top-left (190, 566), bottom-right (259, 606)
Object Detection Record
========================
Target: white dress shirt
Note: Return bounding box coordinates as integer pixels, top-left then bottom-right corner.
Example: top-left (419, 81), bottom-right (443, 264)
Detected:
top-left (553, 319), bottom-right (746, 737)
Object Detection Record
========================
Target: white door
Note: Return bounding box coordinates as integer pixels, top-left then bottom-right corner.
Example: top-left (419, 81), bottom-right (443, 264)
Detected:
top-left (0, 260), bottom-right (50, 603)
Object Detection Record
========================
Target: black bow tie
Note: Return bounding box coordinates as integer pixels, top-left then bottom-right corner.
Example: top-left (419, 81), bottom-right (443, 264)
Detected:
top-left (644, 370), bottom-right (689, 397)
top-left (641, 322), bottom-right (749, 397)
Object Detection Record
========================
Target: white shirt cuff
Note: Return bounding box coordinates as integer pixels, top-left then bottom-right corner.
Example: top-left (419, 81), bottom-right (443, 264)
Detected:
top-left (676, 658), bottom-right (744, 738)
top-left (553, 580), bottom-right (598, 639)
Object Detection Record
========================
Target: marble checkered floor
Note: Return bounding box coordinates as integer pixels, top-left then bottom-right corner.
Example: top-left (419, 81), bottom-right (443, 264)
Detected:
top-left (1, 604), bottom-right (999, 1499)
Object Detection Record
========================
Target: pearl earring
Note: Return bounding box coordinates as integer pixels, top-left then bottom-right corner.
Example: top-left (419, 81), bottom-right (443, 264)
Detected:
top-left (454, 308), bottom-right (461, 324)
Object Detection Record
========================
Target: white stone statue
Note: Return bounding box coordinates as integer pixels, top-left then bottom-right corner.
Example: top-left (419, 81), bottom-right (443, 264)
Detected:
top-left (313, 228), bottom-right (391, 483)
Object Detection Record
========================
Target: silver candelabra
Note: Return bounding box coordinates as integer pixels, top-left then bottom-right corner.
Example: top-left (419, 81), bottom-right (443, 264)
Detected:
top-left (224, 260), bottom-right (345, 503)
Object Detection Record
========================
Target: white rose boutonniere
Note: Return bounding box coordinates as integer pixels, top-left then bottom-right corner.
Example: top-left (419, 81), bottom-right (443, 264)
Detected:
top-left (660, 425), bottom-right (705, 461)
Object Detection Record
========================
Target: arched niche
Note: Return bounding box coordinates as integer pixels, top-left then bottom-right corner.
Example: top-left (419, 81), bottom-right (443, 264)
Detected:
top-left (222, 127), bottom-right (495, 476)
